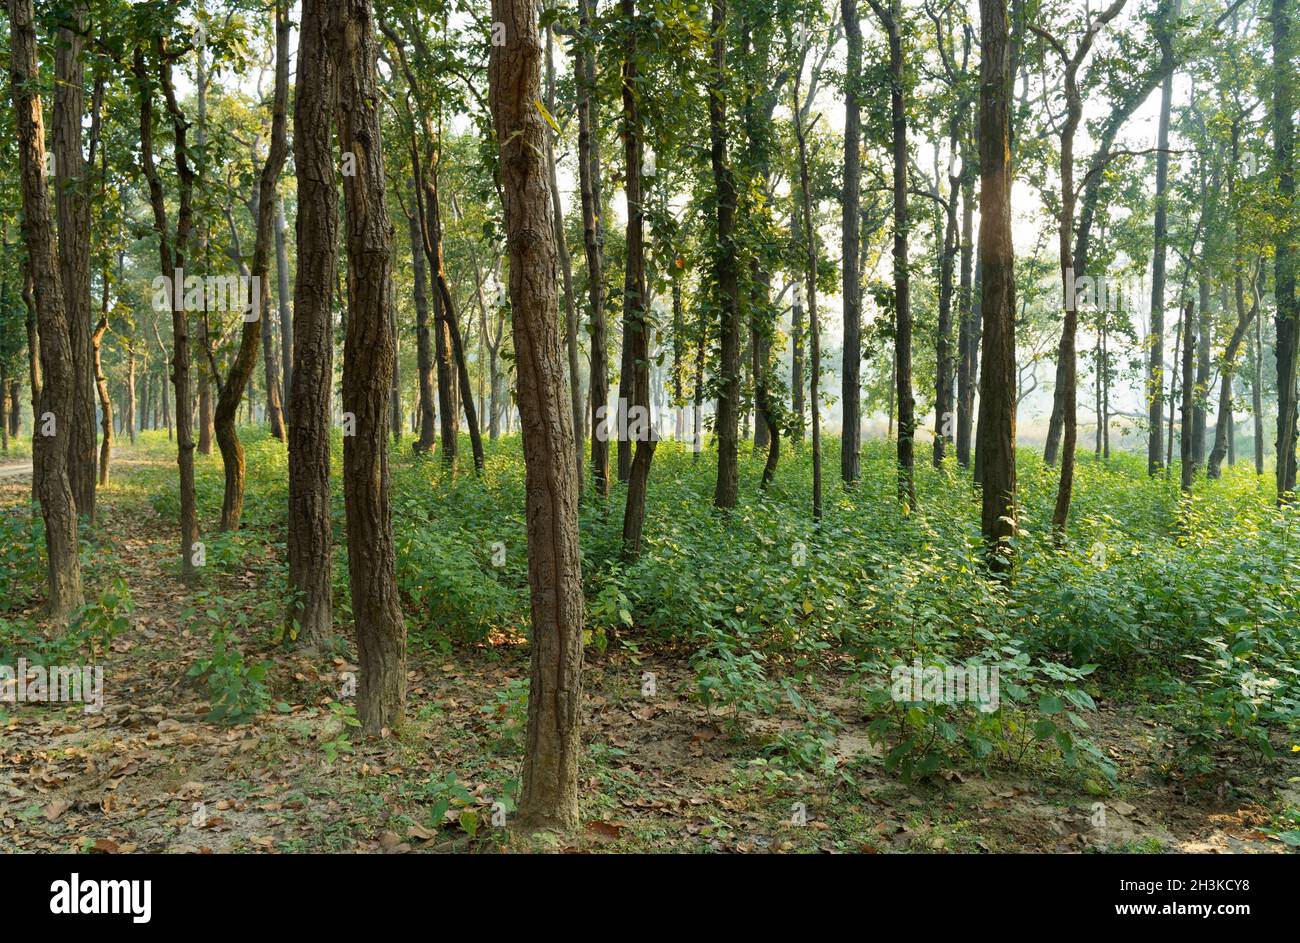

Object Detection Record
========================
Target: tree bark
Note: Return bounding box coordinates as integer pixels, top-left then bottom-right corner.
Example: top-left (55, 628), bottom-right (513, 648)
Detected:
top-left (489, 0), bottom-right (585, 830)
top-left (288, 0), bottom-right (339, 650)
top-left (332, 0), bottom-right (407, 735)
top-left (8, 0), bottom-right (84, 615)
top-left (976, 0), bottom-right (1017, 572)
top-left (53, 2), bottom-right (97, 523)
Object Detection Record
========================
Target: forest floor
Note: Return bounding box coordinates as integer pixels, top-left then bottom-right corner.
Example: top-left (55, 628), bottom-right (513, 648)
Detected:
top-left (1, 441), bottom-right (1298, 854)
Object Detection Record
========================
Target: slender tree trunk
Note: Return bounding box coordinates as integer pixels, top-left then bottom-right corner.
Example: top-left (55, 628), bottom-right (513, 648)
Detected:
top-left (409, 182), bottom-right (437, 454)
top-left (976, 0), bottom-right (1017, 571)
top-left (576, 0), bottom-right (608, 499)
top-left (1273, 0), bottom-right (1298, 500)
top-left (870, 0), bottom-right (915, 504)
top-left (332, 0), bottom-right (407, 735)
top-left (710, 0), bottom-right (741, 510)
top-left (956, 137), bottom-right (976, 467)
top-left (1181, 301), bottom-right (1196, 491)
top-left (840, 0), bottom-right (863, 485)
top-left (547, 21), bottom-right (585, 492)
top-left (1254, 296), bottom-right (1265, 474)
top-left (1147, 0), bottom-right (1176, 477)
top-left (490, 0), bottom-right (585, 829)
top-left (276, 197), bottom-right (293, 416)
top-left (136, 43), bottom-right (198, 581)
top-left (288, 0), bottom-right (338, 650)
top-left (92, 290), bottom-right (112, 485)
top-left (620, 0), bottom-right (655, 557)
top-left (213, 2), bottom-right (290, 532)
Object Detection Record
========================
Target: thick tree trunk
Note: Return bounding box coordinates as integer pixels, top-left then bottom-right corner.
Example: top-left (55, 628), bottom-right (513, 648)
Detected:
top-left (288, 0), bottom-right (338, 650)
top-left (9, 0), bottom-right (84, 614)
top-left (53, 3), bottom-right (97, 524)
top-left (332, 0), bottom-right (407, 735)
top-left (976, 0), bottom-right (1017, 571)
top-left (490, 0), bottom-right (585, 830)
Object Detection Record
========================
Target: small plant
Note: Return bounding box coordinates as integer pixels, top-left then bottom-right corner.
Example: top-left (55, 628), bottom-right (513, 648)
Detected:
top-left (320, 701), bottom-right (359, 764)
top-left (187, 626), bottom-right (272, 723)
top-left (479, 677), bottom-right (529, 753)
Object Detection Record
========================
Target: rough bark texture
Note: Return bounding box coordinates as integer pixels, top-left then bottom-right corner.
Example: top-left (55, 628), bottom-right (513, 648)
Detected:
top-left (976, 0), bottom-right (1017, 572)
top-left (53, 3), bottom-right (97, 524)
top-left (288, 0), bottom-right (338, 650)
top-left (710, 0), bottom-right (741, 510)
top-left (8, 0), bottom-right (84, 616)
top-left (490, 0), bottom-right (586, 830)
top-left (332, 0), bottom-right (407, 735)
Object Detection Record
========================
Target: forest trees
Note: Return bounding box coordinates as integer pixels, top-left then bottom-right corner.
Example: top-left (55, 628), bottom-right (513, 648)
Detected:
top-left (489, 0), bottom-right (586, 829)
top-left (7, 0), bottom-right (84, 616)
top-left (976, 0), bottom-right (1016, 571)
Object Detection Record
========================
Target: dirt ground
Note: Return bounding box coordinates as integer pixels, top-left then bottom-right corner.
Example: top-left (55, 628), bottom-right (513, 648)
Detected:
top-left (2, 449), bottom-right (1297, 853)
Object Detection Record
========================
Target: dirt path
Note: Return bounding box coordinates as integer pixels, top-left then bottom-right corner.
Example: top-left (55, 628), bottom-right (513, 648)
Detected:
top-left (0, 461), bottom-right (33, 479)
top-left (1, 448), bottom-right (1296, 853)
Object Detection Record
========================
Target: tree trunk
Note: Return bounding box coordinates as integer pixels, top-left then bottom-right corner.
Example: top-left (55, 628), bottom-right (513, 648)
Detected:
top-left (547, 22), bottom-right (585, 493)
top-left (10, 0), bottom-right (84, 615)
top-left (288, 0), bottom-right (338, 650)
top-left (840, 0), bottom-right (863, 486)
top-left (1181, 301), bottom-right (1195, 491)
top-left (976, 0), bottom-right (1017, 571)
top-left (409, 181), bottom-right (437, 454)
top-left (1147, 0), bottom-right (1176, 477)
top-left (489, 0), bottom-right (585, 829)
top-left (53, 2), bottom-right (97, 524)
top-left (620, 0), bottom-right (655, 558)
top-left (710, 0), bottom-right (741, 510)
top-left (332, 0), bottom-right (407, 735)
top-left (135, 43), bottom-right (198, 582)
top-left (575, 0), bottom-right (608, 499)
top-left (213, 2), bottom-right (290, 532)
top-left (1273, 0), bottom-right (1298, 500)
top-left (275, 197), bottom-right (293, 417)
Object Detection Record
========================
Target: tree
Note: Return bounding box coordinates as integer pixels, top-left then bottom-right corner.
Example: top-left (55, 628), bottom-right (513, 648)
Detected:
top-left (332, 0), bottom-right (408, 735)
top-left (489, 0), bottom-right (586, 829)
top-left (213, 0), bottom-right (290, 532)
top-left (135, 33), bottom-right (200, 584)
top-left (840, 0), bottom-right (862, 486)
top-left (976, 0), bottom-right (1017, 572)
top-left (288, 0), bottom-right (339, 650)
top-left (710, 0), bottom-right (742, 510)
top-left (8, 0), bottom-right (85, 616)
top-left (1273, 0), bottom-right (1298, 501)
